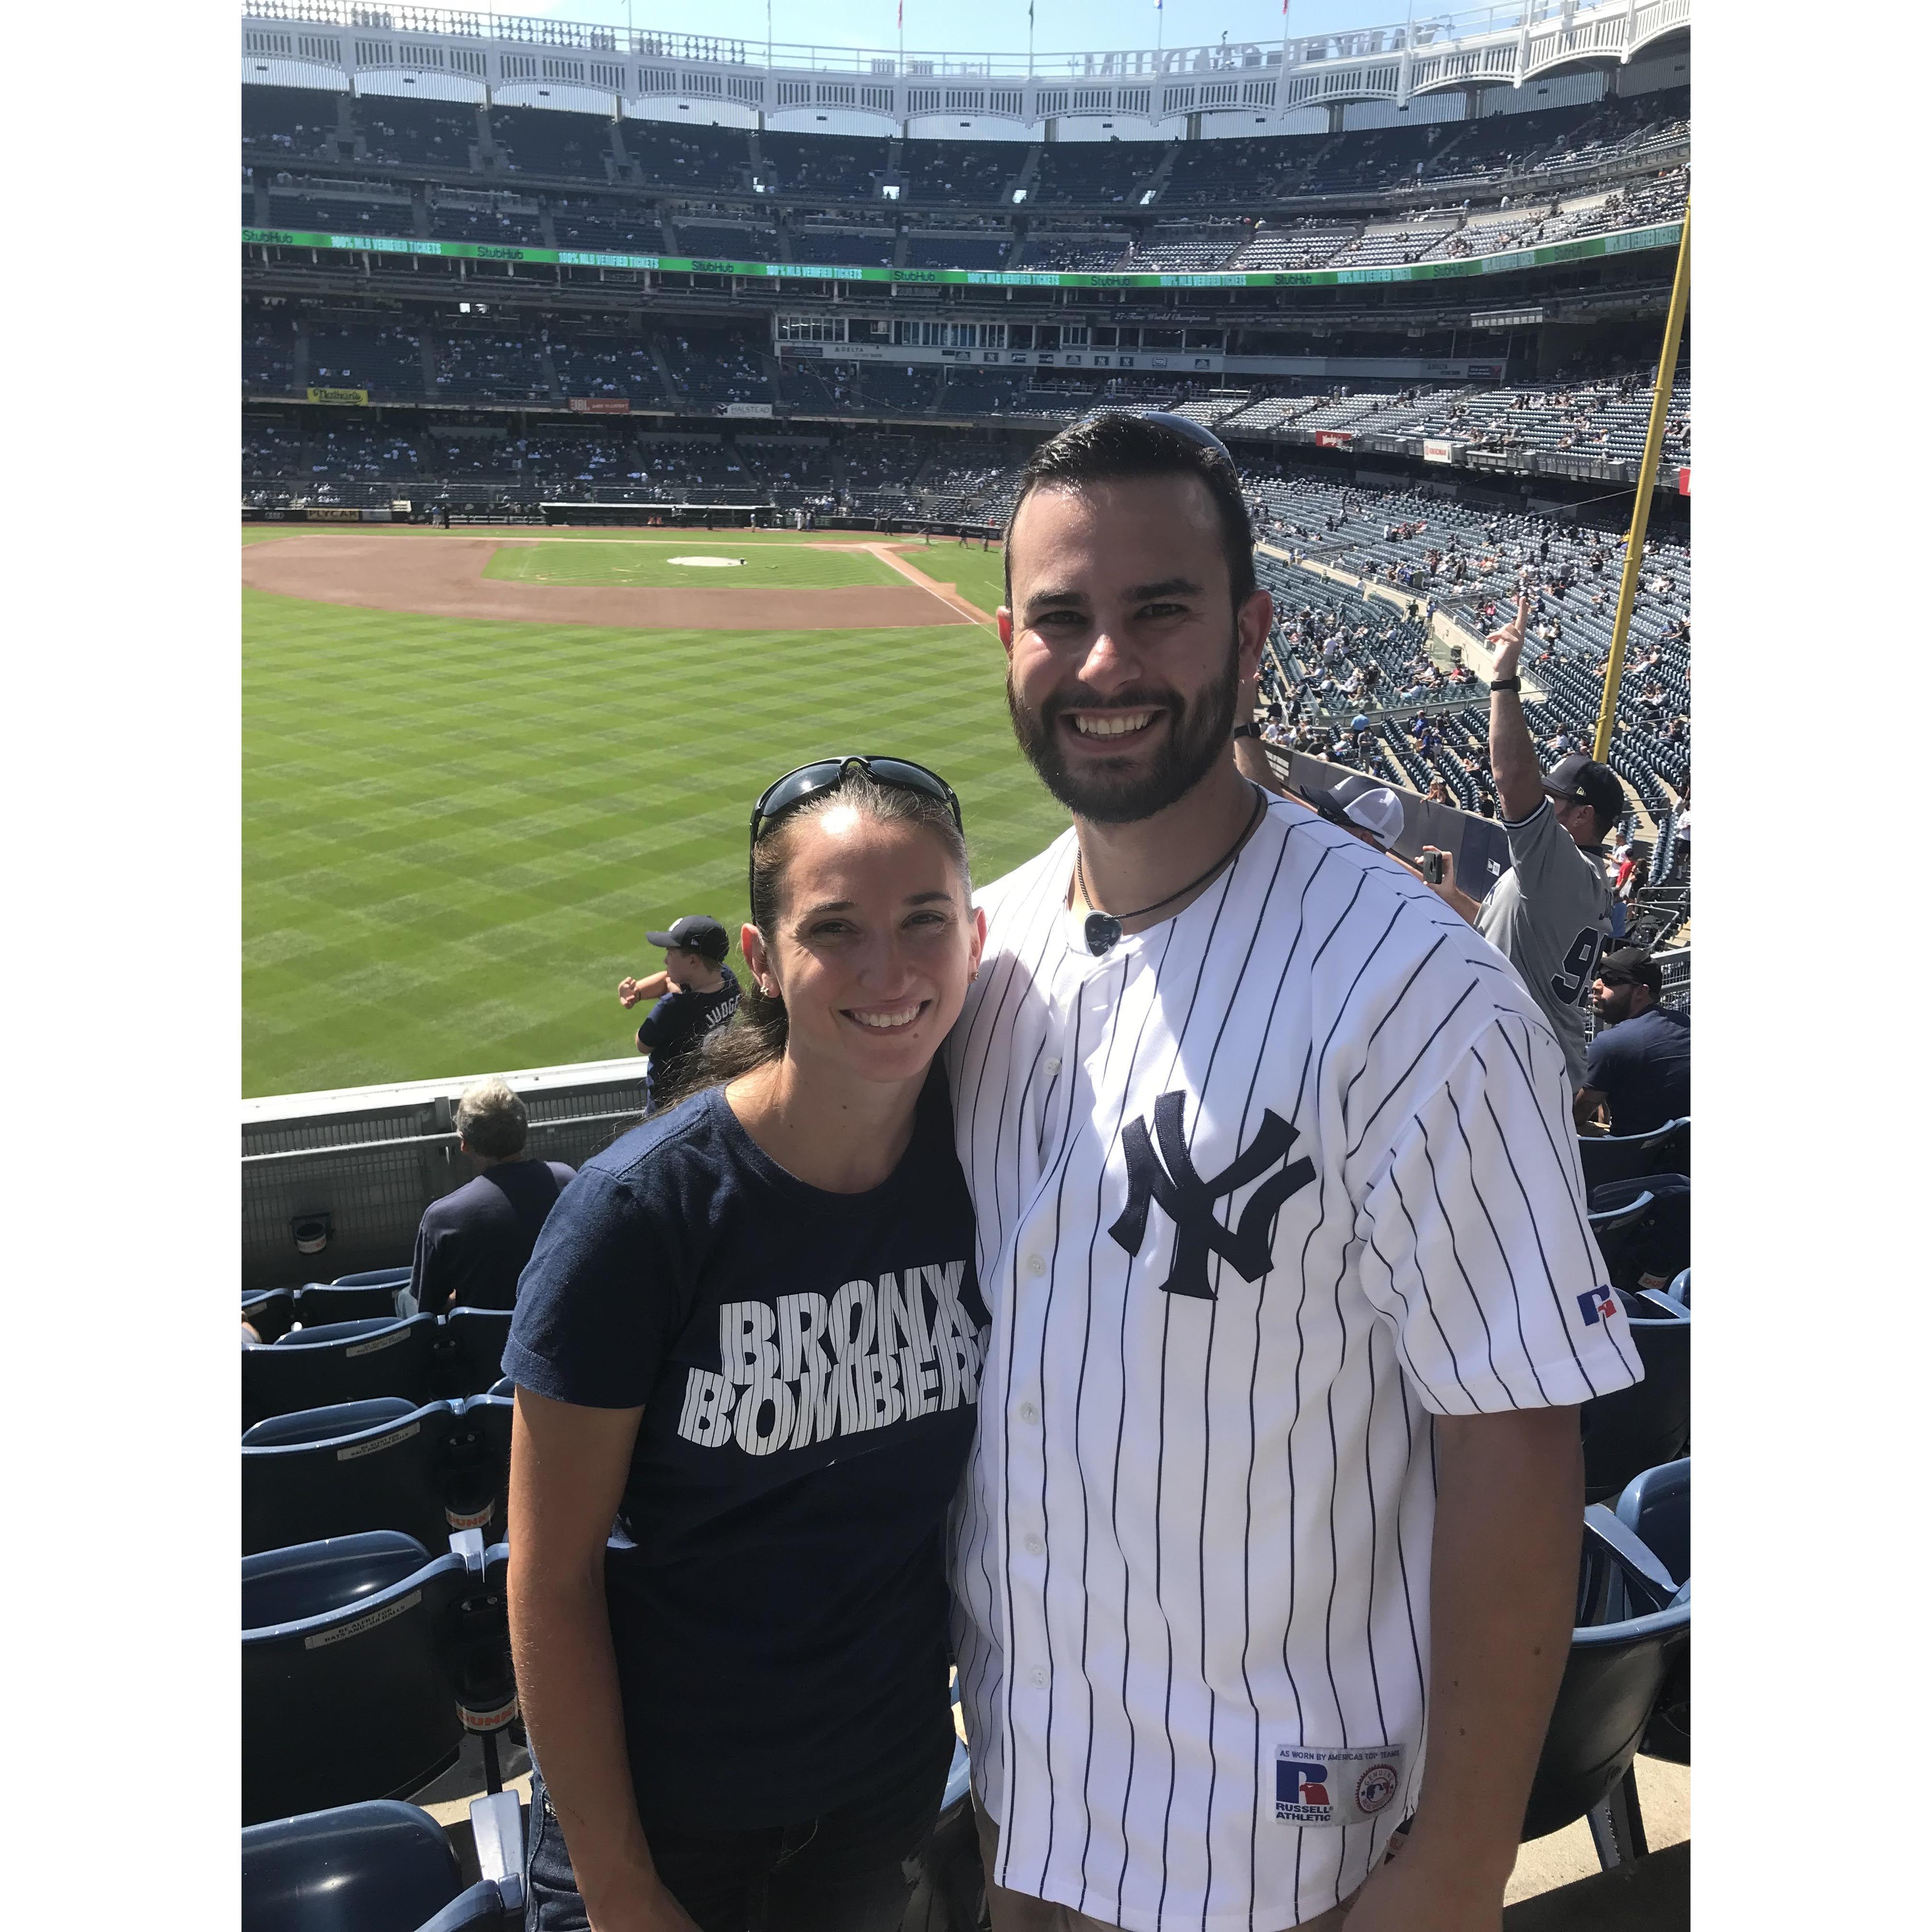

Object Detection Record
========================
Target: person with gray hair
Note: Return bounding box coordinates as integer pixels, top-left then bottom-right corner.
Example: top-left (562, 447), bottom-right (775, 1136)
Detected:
top-left (409, 1076), bottom-right (577, 1315)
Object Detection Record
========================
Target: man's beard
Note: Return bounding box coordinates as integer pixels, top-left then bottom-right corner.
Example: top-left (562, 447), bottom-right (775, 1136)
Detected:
top-left (1006, 637), bottom-right (1241, 826)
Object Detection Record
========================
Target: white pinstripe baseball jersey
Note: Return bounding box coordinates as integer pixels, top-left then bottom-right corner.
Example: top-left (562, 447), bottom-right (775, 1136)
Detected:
top-left (944, 794), bottom-right (1643, 1932)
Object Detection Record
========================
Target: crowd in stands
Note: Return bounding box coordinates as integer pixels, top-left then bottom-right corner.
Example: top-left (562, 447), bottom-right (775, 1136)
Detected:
top-left (249, 164), bottom-right (1685, 276)
top-left (243, 81), bottom-right (1688, 273)
top-left (1242, 472), bottom-right (1690, 825)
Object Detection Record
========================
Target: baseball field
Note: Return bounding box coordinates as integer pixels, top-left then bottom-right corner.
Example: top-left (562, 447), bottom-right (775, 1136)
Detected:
top-left (242, 524), bottom-right (1053, 1098)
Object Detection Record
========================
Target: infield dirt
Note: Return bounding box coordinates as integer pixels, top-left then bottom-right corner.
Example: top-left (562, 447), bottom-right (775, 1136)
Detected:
top-left (242, 531), bottom-right (983, 630)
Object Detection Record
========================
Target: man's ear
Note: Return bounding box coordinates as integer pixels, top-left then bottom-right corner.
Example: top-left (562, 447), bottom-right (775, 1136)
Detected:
top-left (996, 607), bottom-right (1015, 661)
top-left (1237, 588), bottom-right (1273, 681)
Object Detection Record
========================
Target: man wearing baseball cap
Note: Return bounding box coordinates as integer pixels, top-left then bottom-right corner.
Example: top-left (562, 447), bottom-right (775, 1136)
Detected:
top-left (1418, 595), bottom-right (1622, 1095)
top-left (617, 915), bottom-right (741, 1112)
top-left (1300, 780), bottom-right (1407, 852)
top-left (1575, 946), bottom-right (1690, 1136)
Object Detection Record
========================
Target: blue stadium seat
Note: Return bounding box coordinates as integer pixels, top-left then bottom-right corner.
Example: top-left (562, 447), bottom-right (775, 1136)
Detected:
top-left (244, 1315), bottom-right (440, 1429)
top-left (296, 1282), bottom-right (407, 1325)
top-left (1579, 1290), bottom-right (1690, 1502)
top-left (1615, 1457), bottom-right (1689, 1588)
top-left (1522, 1505), bottom-right (1689, 1867)
top-left (1616, 1457), bottom-right (1690, 1766)
top-left (1578, 1118), bottom-right (1687, 1192)
top-left (243, 1398), bottom-right (491, 1555)
top-left (1665, 1267), bottom-right (1689, 1310)
top-left (439, 1309), bottom-right (513, 1398)
top-left (241, 1793), bottom-right (525, 1932)
top-left (243, 1529), bottom-right (514, 1826)
top-left (1587, 1173), bottom-right (1689, 1292)
top-left (1584, 1188), bottom-right (1653, 1289)
top-left (244, 1288), bottom-right (297, 1344)
top-left (334, 1267), bottom-right (415, 1288)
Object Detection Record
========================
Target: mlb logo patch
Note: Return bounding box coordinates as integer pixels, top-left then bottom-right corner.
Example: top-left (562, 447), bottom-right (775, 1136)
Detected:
top-left (1576, 1285), bottom-right (1618, 1327)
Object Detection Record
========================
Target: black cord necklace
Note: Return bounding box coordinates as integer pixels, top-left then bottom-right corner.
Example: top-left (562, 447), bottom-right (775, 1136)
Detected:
top-left (1074, 787), bottom-right (1267, 957)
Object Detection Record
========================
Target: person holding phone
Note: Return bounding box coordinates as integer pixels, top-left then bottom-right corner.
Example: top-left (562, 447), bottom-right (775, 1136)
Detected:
top-left (505, 758), bottom-right (988, 1932)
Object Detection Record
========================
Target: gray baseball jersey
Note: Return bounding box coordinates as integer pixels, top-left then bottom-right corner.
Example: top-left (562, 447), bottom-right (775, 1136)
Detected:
top-left (944, 799), bottom-right (1640, 1931)
top-left (1475, 800), bottom-right (1616, 1093)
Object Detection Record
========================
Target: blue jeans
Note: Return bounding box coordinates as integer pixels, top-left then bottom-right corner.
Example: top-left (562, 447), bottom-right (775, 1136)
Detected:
top-left (525, 1725), bottom-right (954, 1932)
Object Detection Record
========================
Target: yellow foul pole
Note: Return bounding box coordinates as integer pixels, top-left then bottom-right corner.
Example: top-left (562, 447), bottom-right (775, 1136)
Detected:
top-left (1593, 200), bottom-right (1690, 763)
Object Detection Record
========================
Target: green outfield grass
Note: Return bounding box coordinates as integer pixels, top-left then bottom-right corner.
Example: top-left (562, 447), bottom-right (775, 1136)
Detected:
top-left (483, 539), bottom-right (903, 590)
top-left (243, 581), bottom-right (1060, 1097)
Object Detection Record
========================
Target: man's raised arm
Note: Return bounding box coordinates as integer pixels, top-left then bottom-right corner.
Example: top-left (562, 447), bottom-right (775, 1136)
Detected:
top-left (1485, 594), bottom-right (1545, 825)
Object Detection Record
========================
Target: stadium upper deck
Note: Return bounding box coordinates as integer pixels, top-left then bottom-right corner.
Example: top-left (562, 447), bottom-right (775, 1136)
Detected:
top-left (241, 0), bottom-right (1689, 149)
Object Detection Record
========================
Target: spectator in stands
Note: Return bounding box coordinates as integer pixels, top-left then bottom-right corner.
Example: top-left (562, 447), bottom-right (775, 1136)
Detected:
top-left (1420, 595), bottom-right (1621, 1096)
top-left (1574, 948), bottom-right (1690, 1136)
top-left (505, 762), bottom-right (985, 1932)
top-left (618, 916), bottom-right (742, 1112)
top-left (409, 1078), bottom-right (577, 1315)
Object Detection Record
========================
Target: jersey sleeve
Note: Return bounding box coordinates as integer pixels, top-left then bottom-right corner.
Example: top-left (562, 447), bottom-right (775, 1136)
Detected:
top-left (1352, 1008), bottom-right (1644, 1415)
top-left (1498, 797), bottom-right (1574, 902)
top-left (503, 1166), bottom-right (688, 1410)
top-left (635, 992), bottom-right (680, 1052)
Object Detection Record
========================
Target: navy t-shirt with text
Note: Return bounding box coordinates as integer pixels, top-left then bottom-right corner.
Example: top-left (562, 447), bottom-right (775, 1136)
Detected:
top-left (504, 1067), bottom-right (986, 1829)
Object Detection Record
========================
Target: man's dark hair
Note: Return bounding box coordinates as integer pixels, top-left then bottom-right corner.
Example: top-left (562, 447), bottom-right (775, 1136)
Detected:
top-left (1001, 411), bottom-right (1257, 614)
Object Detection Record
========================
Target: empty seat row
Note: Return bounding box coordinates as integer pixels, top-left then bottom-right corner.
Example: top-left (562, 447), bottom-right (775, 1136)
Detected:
top-left (243, 1392), bottom-right (512, 1555)
top-left (243, 1458), bottom-right (1688, 1927)
top-left (243, 1527), bottom-right (514, 1826)
top-left (242, 1308), bottom-right (513, 1428)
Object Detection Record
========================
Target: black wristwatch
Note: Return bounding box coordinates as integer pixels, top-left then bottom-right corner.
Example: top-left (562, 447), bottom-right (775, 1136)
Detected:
top-left (1232, 723), bottom-right (1262, 740)
top-left (1491, 675), bottom-right (1521, 692)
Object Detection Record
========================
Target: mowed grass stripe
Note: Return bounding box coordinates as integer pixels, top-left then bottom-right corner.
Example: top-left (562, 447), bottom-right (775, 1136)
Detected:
top-left (482, 540), bottom-right (902, 591)
top-left (244, 587), bottom-right (1064, 1095)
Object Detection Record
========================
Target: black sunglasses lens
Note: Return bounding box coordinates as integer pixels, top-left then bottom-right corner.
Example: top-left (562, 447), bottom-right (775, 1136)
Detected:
top-left (755, 760), bottom-right (845, 828)
top-left (858, 759), bottom-right (961, 823)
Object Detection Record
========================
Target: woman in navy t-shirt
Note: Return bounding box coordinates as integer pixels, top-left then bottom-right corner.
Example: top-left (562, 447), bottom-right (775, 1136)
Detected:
top-left (506, 759), bottom-right (988, 1932)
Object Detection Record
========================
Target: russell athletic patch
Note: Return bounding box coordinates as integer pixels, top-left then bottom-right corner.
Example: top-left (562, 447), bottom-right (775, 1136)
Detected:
top-left (1275, 1745), bottom-right (1409, 1826)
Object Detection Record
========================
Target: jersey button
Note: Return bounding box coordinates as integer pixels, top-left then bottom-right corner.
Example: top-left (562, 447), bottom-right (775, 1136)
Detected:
top-left (1018, 1401), bottom-right (1038, 1422)
top-left (1043, 1058), bottom-right (1061, 1076)
top-left (1025, 1254), bottom-right (1046, 1277)
top-left (1024, 1534), bottom-right (1043, 1555)
top-left (1031, 1668), bottom-right (1047, 1686)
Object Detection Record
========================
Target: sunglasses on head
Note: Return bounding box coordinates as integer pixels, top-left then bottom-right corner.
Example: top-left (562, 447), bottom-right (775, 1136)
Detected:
top-left (748, 756), bottom-right (964, 902)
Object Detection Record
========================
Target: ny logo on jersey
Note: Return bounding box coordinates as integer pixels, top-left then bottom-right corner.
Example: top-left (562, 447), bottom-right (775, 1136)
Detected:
top-left (1108, 1091), bottom-right (1316, 1299)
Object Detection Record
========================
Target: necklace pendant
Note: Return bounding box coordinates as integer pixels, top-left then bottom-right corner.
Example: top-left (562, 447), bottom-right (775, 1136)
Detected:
top-left (1084, 912), bottom-right (1123, 956)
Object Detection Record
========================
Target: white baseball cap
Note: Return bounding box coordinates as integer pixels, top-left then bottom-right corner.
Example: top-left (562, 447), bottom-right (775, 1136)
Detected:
top-left (1343, 787), bottom-right (1406, 846)
top-left (1303, 782), bottom-right (1406, 850)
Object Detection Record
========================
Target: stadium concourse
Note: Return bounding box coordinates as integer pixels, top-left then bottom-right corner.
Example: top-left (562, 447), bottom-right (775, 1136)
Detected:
top-left (242, 10), bottom-right (1690, 1930)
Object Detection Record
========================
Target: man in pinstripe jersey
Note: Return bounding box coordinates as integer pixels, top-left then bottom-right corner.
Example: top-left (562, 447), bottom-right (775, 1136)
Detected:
top-left (944, 414), bottom-right (1642, 1932)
